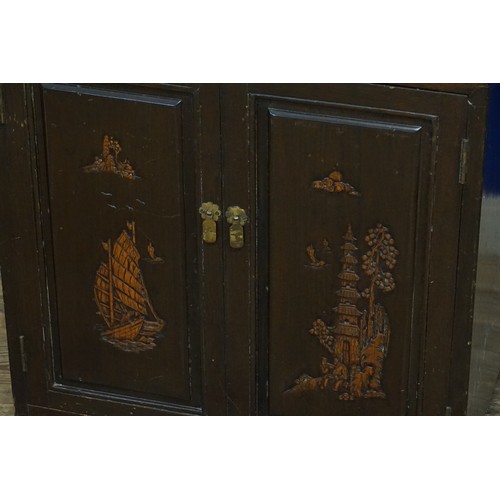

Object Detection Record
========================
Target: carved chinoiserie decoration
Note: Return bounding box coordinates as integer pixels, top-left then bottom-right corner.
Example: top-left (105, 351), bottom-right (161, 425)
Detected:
top-left (144, 241), bottom-right (165, 264)
top-left (306, 244), bottom-right (326, 268)
top-left (83, 135), bottom-right (139, 180)
top-left (94, 221), bottom-right (165, 353)
top-left (312, 169), bottom-right (360, 196)
top-left (305, 240), bottom-right (332, 269)
top-left (288, 224), bottom-right (399, 400)
top-left (199, 202), bottom-right (221, 244)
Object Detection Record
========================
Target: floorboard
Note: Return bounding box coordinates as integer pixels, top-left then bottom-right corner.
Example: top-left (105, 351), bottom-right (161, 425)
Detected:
top-left (0, 271), bottom-right (15, 416)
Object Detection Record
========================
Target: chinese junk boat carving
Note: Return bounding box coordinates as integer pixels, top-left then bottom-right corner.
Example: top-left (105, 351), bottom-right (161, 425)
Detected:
top-left (306, 244), bottom-right (326, 268)
top-left (288, 224), bottom-right (399, 400)
top-left (94, 221), bottom-right (165, 352)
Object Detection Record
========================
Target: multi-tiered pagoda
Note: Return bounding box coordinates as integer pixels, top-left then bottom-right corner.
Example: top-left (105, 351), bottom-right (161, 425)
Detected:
top-left (289, 223), bottom-right (397, 399)
top-left (332, 225), bottom-right (364, 367)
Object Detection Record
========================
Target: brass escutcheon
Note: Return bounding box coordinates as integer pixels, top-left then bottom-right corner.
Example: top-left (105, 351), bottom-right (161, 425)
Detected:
top-left (199, 202), bottom-right (221, 243)
top-left (225, 206), bottom-right (248, 249)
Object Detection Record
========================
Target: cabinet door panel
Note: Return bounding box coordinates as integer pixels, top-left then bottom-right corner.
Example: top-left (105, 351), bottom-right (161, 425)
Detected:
top-left (260, 100), bottom-right (434, 415)
top-left (6, 84), bottom-right (225, 415)
top-left (223, 84), bottom-right (469, 415)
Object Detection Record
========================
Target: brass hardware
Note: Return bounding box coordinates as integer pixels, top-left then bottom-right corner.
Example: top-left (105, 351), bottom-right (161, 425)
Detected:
top-left (199, 202), bottom-right (221, 244)
top-left (225, 206), bottom-right (248, 249)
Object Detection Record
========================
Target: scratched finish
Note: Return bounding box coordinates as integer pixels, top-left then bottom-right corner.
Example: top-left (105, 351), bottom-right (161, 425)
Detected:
top-left (39, 85), bottom-right (199, 405)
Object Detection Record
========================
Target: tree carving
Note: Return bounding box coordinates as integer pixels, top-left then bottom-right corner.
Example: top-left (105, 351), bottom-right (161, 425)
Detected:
top-left (361, 224), bottom-right (398, 342)
top-left (288, 224), bottom-right (398, 400)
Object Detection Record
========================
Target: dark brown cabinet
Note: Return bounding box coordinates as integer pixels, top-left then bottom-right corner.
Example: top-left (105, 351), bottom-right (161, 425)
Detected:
top-left (0, 83), bottom-right (487, 415)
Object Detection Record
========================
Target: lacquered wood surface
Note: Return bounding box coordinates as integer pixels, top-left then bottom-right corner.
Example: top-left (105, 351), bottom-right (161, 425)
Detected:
top-left (0, 84), bottom-right (489, 415)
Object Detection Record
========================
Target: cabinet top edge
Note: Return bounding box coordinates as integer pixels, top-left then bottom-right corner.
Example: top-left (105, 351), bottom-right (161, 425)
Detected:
top-left (5, 83), bottom-right (487, 95)
top-left (385, 83), bottom-right (487, 94)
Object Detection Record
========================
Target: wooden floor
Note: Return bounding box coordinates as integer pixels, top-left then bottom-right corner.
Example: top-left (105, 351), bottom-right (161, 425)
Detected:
top-left (467, 256), bottom-right (500, 414)
top-left (468, 196), bottom-right (500, 416)
top-left (0, 272), bottom-right (15, 416)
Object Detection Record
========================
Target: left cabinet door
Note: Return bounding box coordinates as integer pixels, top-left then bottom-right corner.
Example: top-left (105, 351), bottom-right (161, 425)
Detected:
top-left (0, 84), bottom-right (226, 415)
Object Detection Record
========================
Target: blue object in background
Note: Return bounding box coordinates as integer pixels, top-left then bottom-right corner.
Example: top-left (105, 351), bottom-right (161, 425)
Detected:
top-left (484, 84), bottom-right (500, 194)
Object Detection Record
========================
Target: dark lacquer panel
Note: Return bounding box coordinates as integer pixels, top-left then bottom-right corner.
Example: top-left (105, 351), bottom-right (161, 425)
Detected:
top-left (40, 85), bottom-right (200, 408)
top-left (256, 97), bottom-right (436, 415)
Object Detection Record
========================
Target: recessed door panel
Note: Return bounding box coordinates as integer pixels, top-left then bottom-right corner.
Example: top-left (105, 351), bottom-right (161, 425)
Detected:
top-left (40, 85), bottom-right (200, 409)
top-left (248, 86), bottom-right (468, 415)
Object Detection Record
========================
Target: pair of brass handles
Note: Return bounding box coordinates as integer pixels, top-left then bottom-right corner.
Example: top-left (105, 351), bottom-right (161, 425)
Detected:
top-left (199, 202), bottom-right (248, 249)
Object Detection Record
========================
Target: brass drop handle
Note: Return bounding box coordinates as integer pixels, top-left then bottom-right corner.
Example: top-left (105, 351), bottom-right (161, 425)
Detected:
top-left (199, 202), bottom-right (221, 243)
top-left (225, 206), bottom-right (248, 249)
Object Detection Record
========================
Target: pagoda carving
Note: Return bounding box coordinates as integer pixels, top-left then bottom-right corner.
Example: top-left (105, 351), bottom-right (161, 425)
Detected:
top-left (332, 225), bottom-right (364, 367)
top-left (288, 223), bottom-right (398, 400)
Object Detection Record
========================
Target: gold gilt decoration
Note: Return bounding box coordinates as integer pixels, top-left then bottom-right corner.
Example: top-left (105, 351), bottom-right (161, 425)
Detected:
top-left (94, 221), bottom-right (165, 352)
top-left (287, 224), bottom-right (399, 400)
top-left (83, 135), bottom-right (139, 180)
top-left (312, 169), bottom-right (360, 196)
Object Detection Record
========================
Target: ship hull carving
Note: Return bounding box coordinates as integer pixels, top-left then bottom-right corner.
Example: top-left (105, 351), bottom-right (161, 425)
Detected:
top-left (94, 221), bottom-right (165, 352)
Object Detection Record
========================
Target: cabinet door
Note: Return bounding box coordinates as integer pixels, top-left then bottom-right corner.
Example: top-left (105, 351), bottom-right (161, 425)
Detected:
top-left (222, 84), bottom-right (484, 415)
top-left (0, 84), bottom-right (226, 415)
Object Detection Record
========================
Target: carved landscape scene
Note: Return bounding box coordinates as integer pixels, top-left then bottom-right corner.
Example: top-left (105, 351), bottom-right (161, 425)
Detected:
top-left (288, 223), bottom-right (399, 400)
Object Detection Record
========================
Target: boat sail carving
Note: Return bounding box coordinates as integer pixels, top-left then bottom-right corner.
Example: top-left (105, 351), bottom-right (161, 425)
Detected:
top-left (144, 241), bottom-right (164, 264)
top-left (94, 221), bottom-right (165, 352)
